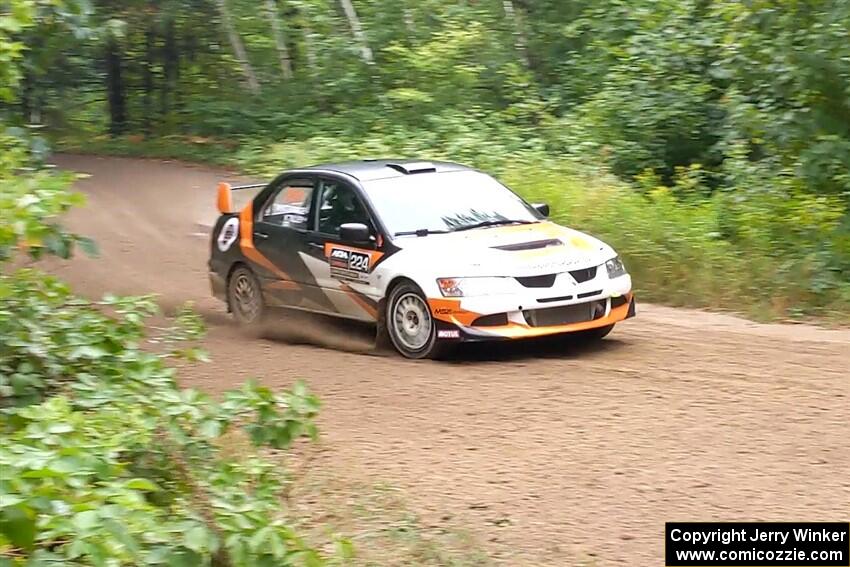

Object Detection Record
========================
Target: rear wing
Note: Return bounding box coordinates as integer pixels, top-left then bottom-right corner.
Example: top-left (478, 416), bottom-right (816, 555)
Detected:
top-left (216, 182), bottom-right (265, 214)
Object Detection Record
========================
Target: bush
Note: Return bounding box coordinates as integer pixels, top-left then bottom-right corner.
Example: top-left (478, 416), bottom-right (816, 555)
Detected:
top-left (0, 145), bottom-right (347, 566)
top-left (504, 160), bottom-right (850, 320)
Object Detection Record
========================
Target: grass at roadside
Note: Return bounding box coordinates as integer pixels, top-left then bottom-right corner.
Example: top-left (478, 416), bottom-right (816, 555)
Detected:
top-left (212, 427), bottom-right (493, 566)
top-left (292, 474), bottom-right (492, 567)
top-left (501, 165), bottom-right (850, 323)
top-left (54, 133), bottom-right (240, 167)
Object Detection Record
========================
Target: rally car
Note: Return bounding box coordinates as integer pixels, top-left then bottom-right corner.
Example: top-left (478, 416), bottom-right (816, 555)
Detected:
top-left (209, 159), bottom-right (635, 359)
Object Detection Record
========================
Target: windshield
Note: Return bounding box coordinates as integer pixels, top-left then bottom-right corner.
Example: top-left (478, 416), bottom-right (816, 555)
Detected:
top-left (363, 170), bottom-right (540, 235)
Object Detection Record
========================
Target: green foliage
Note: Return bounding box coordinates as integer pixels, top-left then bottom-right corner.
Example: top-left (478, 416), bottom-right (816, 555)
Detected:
top-left (0, 135), bottom-right (96, 263)
top-left (507, 163), bottom-right (850, 319)
top-left (0, 173), bottom-right (336, 563)
top-left (0, 0), bottom-right (34, 101)
top-left (1, 34), bottom-right (338, 561)
top-left (1, 261), bottom-right (334, 565)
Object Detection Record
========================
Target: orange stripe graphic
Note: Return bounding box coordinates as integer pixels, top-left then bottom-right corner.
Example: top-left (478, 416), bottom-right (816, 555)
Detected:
top-left (427, 298), bottom-right (480, 326)
top-left (239, 201), bottom-right (300, 287)
top-left (339, 283), bottom-right (378, 319)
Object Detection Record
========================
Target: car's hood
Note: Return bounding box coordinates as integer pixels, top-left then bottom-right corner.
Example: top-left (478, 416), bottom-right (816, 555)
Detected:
top-left (392, 221), bottom-right (615, 277)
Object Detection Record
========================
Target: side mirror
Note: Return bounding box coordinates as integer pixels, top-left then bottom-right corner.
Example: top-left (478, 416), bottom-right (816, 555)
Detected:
top-left (532, 203), bottom-right (550, 218)
top-left (339, 222), bottom-right (371, 243)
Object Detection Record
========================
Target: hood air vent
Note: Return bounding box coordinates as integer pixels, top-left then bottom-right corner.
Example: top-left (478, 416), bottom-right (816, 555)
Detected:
top-left (492, 238), bottom-right (563, 252)
top-left (386, 161), bottom-right (437, 174)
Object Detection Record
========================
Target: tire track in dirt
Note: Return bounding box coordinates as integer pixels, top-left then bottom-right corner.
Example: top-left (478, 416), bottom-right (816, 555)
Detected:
top-left (48, 154), bottom-right (850, 566)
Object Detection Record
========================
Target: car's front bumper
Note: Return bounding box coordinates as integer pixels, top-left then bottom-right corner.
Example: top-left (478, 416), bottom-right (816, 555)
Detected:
top-left (428, 274), bottom-right (635, 341)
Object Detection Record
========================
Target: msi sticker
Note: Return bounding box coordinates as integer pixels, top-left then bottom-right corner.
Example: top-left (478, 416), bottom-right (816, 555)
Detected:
top-left (217, 217), bottom-right (239, 252)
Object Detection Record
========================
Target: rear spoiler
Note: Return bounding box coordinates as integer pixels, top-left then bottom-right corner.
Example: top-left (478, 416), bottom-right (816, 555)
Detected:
top-left (216, 182), bottom-right (265, 214)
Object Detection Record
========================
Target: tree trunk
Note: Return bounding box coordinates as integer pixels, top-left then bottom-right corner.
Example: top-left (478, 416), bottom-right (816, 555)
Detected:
top-left (403, 8), bottom-right (414, 39)
top-left (264, 0), bottom-right (292, 79)
top-left (215, 0), bottom-right (260, 94)
top-left (161, 18), bottom-right (179, 116)
top-left (105, 35), bottom-right (127, 136)
top-left (303, 23), bottom-right (318, 74)
top-left (21, 32), bottom-right (42, 124)
top-left (21, 62), bottom-right (34, 124)
top-left (338, 0), bottom-right (373, 64)
top-left (502, 0), bottom-right (530, 68)
top-left (143, 23), bottom-right (154, 136)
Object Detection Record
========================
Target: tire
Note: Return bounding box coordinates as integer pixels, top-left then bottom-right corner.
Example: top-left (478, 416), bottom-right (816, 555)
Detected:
top-left (227, 265), bottom-right (265, 326)
top-left (575, 323), bottom-right (614, 342)
top-left (385, 281), bottom-right (448, 359)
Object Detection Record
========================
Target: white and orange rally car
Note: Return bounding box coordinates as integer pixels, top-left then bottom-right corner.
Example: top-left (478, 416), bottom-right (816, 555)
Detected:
top-left (209, 160), bottom-right (635, 358)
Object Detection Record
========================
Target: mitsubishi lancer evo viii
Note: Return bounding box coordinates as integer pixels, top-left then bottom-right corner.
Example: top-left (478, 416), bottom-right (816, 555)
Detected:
top-left (209, 159), bottom-right (635, 358)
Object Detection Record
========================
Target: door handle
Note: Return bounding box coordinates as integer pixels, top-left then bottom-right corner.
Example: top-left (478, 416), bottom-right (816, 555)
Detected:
top-left (308, 242), bottom-right (323, 249)
top-left (254, 231), bottom-right (269, 239)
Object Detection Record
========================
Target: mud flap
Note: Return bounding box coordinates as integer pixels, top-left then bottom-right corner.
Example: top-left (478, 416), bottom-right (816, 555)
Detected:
top-left (626, 297), bottom-right (637, 319)
top-left (209, 271), bottom-right (227, 302)
top-left (373, 299), bottom-right (396, 354)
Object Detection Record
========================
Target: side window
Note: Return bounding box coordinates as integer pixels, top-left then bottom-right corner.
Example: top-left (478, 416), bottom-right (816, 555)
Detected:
top-left (317, 180), bottom-right (373, 237)
top-left (259, 179), bottom-right (315, 230)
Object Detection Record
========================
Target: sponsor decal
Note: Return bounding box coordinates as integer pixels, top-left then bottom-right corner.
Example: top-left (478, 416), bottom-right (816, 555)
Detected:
top-left (524, 257), bottom-right (585, 273)
top-left (437, 329), bottom-right (460, 339)
top-left (330, 267), bottom-right (370, 282)
top-left (329, 247), bottom-right (350, 268)
top-left (217, 217), bottom-right (239, 252)
top-left (328, 247), bottom-right (371, 282)
top-left (434, 307), bottom-right (456, 315)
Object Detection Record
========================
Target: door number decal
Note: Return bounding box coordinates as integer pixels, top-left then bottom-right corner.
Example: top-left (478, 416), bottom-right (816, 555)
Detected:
top-left (328, 247), bottom-right (371, 281)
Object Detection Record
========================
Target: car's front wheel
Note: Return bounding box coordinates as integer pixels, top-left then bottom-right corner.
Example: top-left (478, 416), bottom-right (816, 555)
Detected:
top-left (386, 281), bottom-right (447, 359)
top-left (228, 265), bottom-right (265, 326)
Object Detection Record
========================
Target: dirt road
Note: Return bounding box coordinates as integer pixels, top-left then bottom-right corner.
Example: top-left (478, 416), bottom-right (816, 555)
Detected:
top-left (49, 154), bottom-right (850, 565)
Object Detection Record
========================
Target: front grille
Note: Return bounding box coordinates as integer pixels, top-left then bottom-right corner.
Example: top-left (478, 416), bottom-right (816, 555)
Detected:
top-left (515, 274), bottom-right (557, 288)
top-left (523, 300), bottom-right (606, 327)
top-left (472, 313), bottom-right (509, 327)
top-left (537, 294), bottom-right (573, 304)
top-left (569, 266), bottom-right (597, 283)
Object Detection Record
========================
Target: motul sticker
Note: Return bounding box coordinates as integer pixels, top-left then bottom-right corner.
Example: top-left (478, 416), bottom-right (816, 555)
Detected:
top-left (217, 217), bottom-right (239, 252)
top-left (437, 329), bottom-right (460, 339)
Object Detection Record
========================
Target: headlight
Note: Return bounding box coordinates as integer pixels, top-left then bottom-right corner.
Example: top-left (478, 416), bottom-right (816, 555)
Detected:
top-left (605, 256), bottom-right (626, 278)
top-left (436, 277), bottom-right (514, 297)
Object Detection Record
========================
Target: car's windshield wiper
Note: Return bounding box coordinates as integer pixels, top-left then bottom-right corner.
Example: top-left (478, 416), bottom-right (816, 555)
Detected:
top-left (453, 219), bottom-right (535, 232)
top-left (394, 228), bottom-right (452, 237)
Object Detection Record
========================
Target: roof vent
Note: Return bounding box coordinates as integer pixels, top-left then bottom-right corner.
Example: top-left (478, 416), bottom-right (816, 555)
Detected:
top-left (386, 161), bottom-right (437, 174)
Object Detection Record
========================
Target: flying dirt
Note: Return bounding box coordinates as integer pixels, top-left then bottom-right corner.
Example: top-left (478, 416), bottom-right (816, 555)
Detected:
top-left (47, 154), bottom-right (850, 566)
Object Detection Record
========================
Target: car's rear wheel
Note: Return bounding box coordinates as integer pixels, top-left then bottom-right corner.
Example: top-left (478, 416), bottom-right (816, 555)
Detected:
top-left (386, 281), bottom-right (447, 359)
top-left (228, 265), bottom-right (265, 326)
